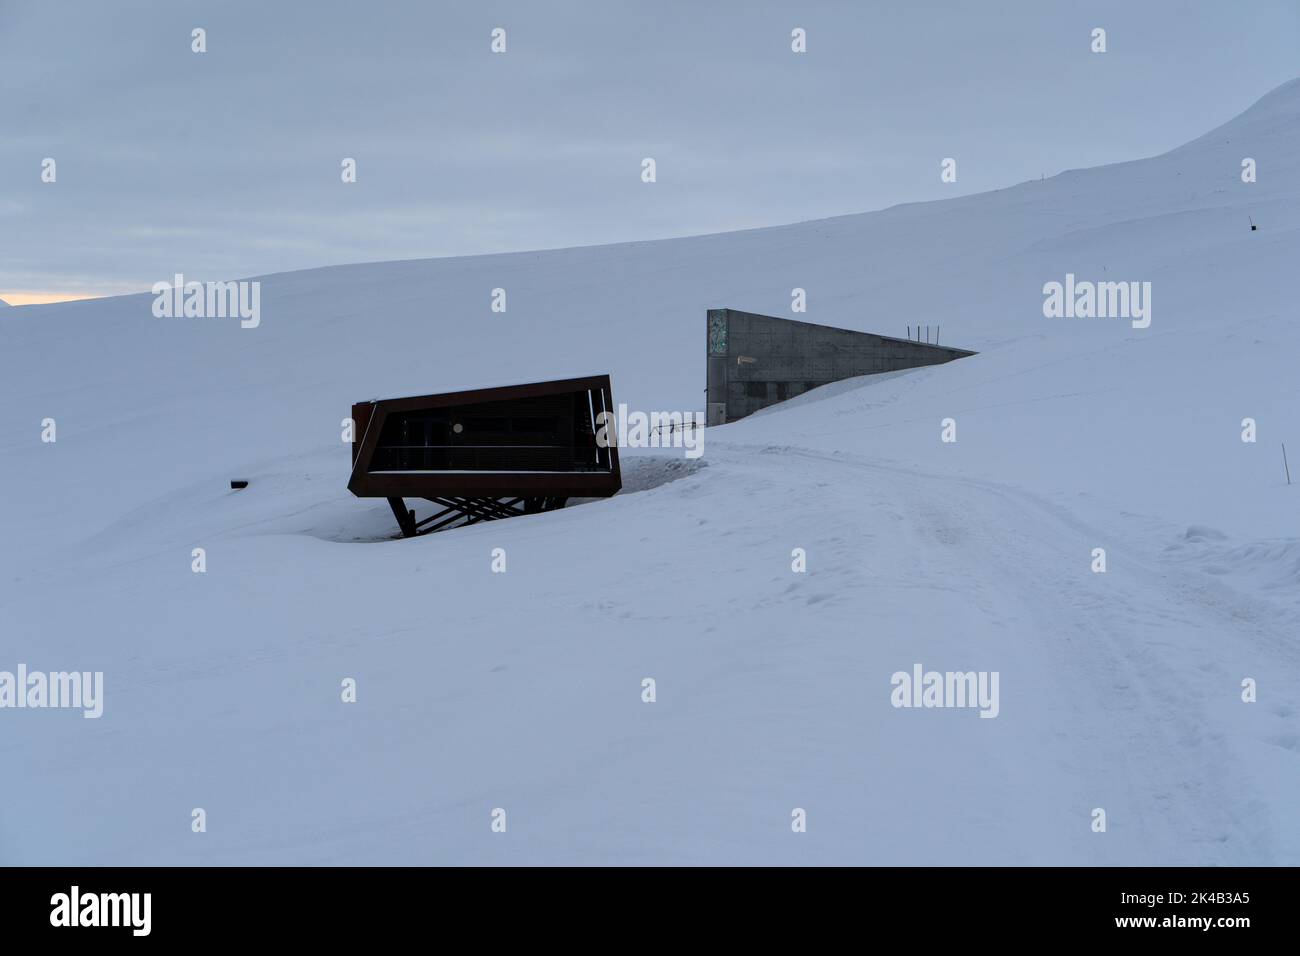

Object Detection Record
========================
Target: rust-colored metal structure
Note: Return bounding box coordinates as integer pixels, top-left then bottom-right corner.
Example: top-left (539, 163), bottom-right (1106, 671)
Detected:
top-left (349, 375), bottom-right (621, 537)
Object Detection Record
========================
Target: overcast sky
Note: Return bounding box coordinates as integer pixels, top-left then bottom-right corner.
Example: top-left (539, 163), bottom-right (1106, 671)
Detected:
top-left (2, 0), bottom-right (1297, 301)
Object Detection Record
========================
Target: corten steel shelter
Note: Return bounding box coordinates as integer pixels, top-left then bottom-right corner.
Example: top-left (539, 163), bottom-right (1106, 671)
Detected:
top-left (349, 375), bottom-right (621, 537)
top-left (706, 308), bottom-right (977, 424)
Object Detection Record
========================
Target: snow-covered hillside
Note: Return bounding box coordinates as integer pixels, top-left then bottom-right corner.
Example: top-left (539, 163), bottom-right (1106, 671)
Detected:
top-left (2, 79), bottom-right (1298, 865)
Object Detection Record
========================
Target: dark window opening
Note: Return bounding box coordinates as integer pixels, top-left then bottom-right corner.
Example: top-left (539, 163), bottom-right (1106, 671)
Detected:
top-left (370, 391), bottom-right (609, 473)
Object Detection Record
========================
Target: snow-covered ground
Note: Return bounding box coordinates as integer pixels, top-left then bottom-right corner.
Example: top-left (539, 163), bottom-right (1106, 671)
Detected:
top-left (2, 79), bottom-right (1298, 865)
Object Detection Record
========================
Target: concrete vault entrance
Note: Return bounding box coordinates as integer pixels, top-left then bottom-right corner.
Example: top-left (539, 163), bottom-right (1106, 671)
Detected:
top-left (705, 308), bottom-right (976, 424)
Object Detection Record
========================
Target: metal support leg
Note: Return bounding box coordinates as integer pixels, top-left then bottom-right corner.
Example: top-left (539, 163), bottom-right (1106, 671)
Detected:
top-left (387, 497), bottom-right (418, 538)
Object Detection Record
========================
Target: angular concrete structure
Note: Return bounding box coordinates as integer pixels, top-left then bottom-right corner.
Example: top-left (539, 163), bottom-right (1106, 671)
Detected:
top-left (706, 308), bottom-right (976, 424)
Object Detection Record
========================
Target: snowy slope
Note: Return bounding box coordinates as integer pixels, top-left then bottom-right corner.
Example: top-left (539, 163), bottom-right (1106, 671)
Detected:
top-left (2, 80), bottom-right (1298, 865)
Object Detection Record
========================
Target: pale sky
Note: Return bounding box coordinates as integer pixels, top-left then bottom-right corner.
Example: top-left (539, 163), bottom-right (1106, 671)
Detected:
top-left (1, 0), bottom-right (1297, 303)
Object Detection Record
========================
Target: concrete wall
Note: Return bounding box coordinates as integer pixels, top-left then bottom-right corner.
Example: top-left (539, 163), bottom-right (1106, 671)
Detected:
top-left (706, 308), bottom-right (975, 424)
